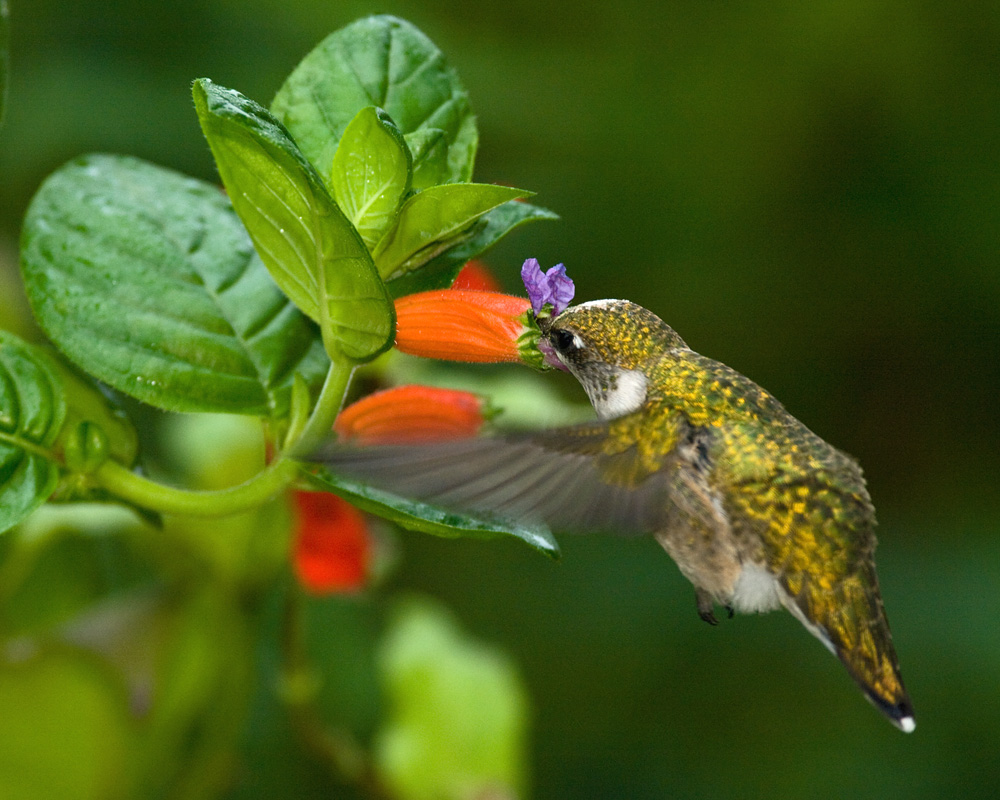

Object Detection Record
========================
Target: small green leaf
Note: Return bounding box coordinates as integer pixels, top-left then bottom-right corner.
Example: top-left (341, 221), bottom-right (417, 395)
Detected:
top-left (331, 107), bottom-right (411, 251)
top-left (404, 128), bottom-right (449, 190)
top-left (283, 373), bottom-right (313, 451)
top-left (272, 15), bottom-right (477, 191)
top-left (61, 421), bottom-right (110, 475)
top-left (20, 154), bottom-right (328, 416)
top-left (0, 331), bottom-right (66, 535)
top-left (387, 200), bottom-right (560, 297)
top-left (309, 466), bottom-right (559, 558)
top-left (374, 184), bottom-right (531, 280)
top-left (194, 79), bottom-right (394, 363)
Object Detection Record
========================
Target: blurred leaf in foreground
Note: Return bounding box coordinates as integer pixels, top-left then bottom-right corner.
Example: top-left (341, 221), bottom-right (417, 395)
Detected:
top-left (375, 596), bottom-right (529, 800)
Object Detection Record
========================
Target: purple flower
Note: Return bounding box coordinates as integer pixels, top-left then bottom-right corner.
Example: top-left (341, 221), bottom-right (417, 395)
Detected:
top-left (521, 258), bottom-right (575, 316)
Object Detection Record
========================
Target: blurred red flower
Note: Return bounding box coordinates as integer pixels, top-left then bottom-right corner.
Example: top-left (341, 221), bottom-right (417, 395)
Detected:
top-left (292, 490), bottom-right (371, 594)
top-left (450, 260), bottom-right (502, 292)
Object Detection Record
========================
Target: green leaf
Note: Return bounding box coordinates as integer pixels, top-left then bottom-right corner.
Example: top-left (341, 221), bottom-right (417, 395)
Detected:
top-left (0, 0), bottom-right (9, 126)
top-left (20, 154), bottom-right (328, 416)
top-left (331, 106), bottom-right (411, 251)
top-left (387, 200), bottom-right (560, 297)
top-left (404, 128), bottom-right (449, 191)
top-left (374, 184), bottom-right (531, 280)
top-left (309, 466), bottom-right (559, 558)
top-left (272, 15), bottom-right (477, 190)
top-left (375, 597), bottom-right (529, 800)
top-left (0, 332), bottom-right (66, 535)
top-left (194, 79), bottom-right (394, 363)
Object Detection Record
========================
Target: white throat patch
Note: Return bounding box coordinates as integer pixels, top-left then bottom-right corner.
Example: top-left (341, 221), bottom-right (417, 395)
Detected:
top-left (587, 368), bottom-right (648, 420)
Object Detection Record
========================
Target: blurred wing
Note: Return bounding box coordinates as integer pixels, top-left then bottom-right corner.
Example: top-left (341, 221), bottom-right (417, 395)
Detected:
top-left (319, 420), bottom-right (677, 536)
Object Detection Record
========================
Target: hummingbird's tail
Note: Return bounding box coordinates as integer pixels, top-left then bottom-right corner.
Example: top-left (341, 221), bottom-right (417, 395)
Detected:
top-left (783, 565), bottom-right (915, 732)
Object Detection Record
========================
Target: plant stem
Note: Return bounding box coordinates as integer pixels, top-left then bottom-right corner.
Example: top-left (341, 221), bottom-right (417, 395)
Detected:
top-left (94, 457), bottom-right (299, 517)
top-left (279, 583), bottom-right (387, 798)
top-left (89, 356), bottom-right (352, 518)
top-left (288, 354), bottom-right (355, 458)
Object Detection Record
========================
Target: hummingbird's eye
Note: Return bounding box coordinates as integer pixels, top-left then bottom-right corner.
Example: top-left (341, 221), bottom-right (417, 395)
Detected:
top-left (551, 328), bottom-right (583, 355)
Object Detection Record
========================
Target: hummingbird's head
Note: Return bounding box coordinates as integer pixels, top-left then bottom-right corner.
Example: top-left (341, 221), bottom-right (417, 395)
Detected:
top-left (543, 299), bottom-right (686, 420)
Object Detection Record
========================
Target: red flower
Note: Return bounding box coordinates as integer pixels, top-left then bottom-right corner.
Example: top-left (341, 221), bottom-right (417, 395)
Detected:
top-left (450, 260), bottom-right (502, 292)
top-left (292, 490), bottom-right (371, 594)
top-left (335, 385), bottom-right (488, 445)
top-left (394, 289), bottom-right (540, 365)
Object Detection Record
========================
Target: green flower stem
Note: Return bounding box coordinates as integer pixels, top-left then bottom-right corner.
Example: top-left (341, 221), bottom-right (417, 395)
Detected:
top-left (287, 353), bottom-right (355, 458)
top-left (94, 457), bottom-right (300, 517)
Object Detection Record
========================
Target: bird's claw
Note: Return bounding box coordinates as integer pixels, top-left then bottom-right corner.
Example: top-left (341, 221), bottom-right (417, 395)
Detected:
top-left (696, 590), bottom-right (720, 626)
top-left (699, 608), bottom-right (720, 626)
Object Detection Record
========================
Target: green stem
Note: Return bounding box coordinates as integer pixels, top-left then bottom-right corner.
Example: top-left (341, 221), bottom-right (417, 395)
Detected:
top-left (94, 457), bottom-right (299, 517)
top-left (88, 356), bottom-right (352, 518)
top-left (288, 354), bottom-right (355, 458)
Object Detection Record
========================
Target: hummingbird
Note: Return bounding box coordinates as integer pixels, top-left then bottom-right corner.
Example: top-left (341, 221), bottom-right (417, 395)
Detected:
top-left (324, 298), bottom-right (915, 731)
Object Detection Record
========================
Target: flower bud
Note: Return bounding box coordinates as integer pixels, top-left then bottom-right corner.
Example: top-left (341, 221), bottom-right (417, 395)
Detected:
top-left (394, 289), bottom-right (543, 366)
top-left (335, 385), bottom-right (488, 445)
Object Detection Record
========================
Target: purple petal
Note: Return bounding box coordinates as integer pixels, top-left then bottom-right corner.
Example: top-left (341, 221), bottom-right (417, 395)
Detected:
top-left (520, 258), bottom-right (544, 312)
top-left (521, 258), bottom-right (575, 315)
top-left (545, 263), bottom-right (575, 314)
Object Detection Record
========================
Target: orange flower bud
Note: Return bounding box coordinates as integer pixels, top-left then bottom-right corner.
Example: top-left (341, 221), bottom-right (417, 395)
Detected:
top-left (292, 491), bottom-right (370, 594)
top-left (335, 385), bottom-right (487, 445)
top-left (450, 260), bottom-right (502, 292)
top-left (394, 289), bottom-right (537, 364)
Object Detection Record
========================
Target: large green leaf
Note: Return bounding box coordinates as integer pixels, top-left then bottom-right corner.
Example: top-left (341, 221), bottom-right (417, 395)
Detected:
top-left (194, 79), bottom-right (394, 363)
top-left (331, 106), bottom-right (411, 251)
top-left (308, 466), bottom-right (559, 559)
top-left (373, 184), bottom-right (530, 280)
top-left (0, 332), bottom-right (66, 534)
top-left (387, 200), bottom-right (560, 297)
top-left (20, 154), bottom-right (328, 416)
top-left (272, 15), bottom-right (477, 191)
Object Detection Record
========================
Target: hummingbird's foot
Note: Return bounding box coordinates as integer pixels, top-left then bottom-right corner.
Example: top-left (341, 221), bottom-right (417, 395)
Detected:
top-left (696, 590), bottom-right (719, 626)
top-left (698, 608), bottom-right (719, 626)
top-left (726, 605), bottom-right (735, 619)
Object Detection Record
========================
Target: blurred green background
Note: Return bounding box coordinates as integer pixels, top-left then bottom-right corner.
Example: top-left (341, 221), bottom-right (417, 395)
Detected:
top-left (2, 1), bottom-right (999, 798)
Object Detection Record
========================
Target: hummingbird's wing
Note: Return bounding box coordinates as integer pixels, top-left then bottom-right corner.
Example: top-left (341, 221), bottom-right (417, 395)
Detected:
top-left (319, 415), bottom-right (683, 536)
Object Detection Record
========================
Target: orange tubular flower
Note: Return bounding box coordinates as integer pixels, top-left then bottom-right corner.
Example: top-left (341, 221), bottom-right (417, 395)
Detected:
top-left (335, 385), bottom-right (488, 445)
top-left (394, 289), bottom-right (542, 365)
top-left (450, 260), bottom-right (502, 292)
top-left (292, 491), bottom-right (371, 594)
